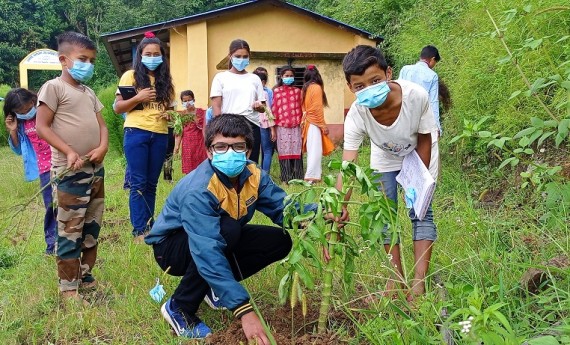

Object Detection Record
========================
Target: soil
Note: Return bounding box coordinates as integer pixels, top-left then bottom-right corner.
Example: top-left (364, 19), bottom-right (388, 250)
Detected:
top-left (205, 300), bottom-right (354, 345)
top-left (520, 255), bottom-right (570, 294)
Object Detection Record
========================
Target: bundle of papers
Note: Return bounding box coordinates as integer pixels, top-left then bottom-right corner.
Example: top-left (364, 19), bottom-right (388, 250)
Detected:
top-left (396, 150), bottom-right (436, 220)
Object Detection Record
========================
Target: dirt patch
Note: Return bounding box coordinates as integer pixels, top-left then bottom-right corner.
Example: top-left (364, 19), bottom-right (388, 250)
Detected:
top-left (561, 161), bottom-right (570, 180)
top-left (476, 188), bottom-right (504, 207)
top-left (205, 301), bottom-right (353, 344)
top-left (98, 231), bottom-right (121, 244)
top-left (520, 255), bottom-right (570, 294)
top-left (102, 218), bottom-right (129, 229)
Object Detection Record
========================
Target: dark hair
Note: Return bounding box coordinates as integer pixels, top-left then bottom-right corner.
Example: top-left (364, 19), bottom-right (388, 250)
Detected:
top-left (180, 90), bottom-right (194, 101)
top-left (342, 45), bottom-right (388, 83)
top-left (420, 45), bottom-right (441, 62)
top-left (438, 79), bottom-right (452, 115)
top-left (133, 34), bottom-right (175, 109)
top-left (275, 66), bottom-right (296, 88)
top-left (205, 114), bottom-right (254, 149)
top-left (301, 65), bottom-right (328, 107)
top-left (253, 70), bottom-right (267, 83)
top-left (254, 67), bottom-right (268, 75)
top-left (228, 39), bottom-right (251, 69)
top-left (57, 31), bottom-right (96, 54)
top-left (3, 88), bottom-right (37, 119)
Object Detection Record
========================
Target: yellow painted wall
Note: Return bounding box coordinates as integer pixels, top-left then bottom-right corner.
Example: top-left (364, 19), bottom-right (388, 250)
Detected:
top-left (169, 2), bottom-right (376, 121)
top-left (169, 26), bottom-right (188, 107)
top-left (185, 22), bottom-right (210, 109)
top-left (204, 3), bottom-right (376, 124)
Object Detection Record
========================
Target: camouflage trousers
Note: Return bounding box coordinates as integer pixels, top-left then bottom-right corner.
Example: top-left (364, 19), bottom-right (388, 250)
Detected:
top-left (52, 163), bottom-right (105, 292)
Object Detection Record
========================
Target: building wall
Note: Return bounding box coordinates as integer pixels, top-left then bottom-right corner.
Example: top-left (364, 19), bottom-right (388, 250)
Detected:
top-left (167, 2), bottom-right (377, 140)
top-left (169, 26), bottom-right (188, 107)
top-left (205, 3), bottom-right (376, 124)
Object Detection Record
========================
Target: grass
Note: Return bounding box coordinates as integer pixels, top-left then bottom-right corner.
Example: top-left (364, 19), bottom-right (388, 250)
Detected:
top-left (0, 144), bottom-right (567, 344)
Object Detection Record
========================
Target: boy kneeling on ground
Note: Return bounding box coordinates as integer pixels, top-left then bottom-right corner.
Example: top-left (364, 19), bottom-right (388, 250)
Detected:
top-left (145, 114), bottom-right (293, 343)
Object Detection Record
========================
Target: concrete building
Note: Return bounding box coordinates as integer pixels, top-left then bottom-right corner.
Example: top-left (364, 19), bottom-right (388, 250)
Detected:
top-left (101, 0), bottom-right (382, 141)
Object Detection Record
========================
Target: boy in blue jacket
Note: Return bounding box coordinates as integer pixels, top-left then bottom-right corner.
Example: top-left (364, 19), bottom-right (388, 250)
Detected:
top-left (145, 114), bottom-right (291, 343)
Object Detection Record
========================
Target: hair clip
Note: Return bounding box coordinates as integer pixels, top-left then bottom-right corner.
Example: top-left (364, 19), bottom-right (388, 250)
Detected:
top-left (307, 64), bottom-right (315, 70)
top-left (144, 32), bottom-right (156, 38)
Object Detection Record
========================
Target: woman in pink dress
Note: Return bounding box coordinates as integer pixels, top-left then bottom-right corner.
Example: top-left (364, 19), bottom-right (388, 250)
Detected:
top-left (271, 66), bottom-right (304, 183)
top-left (174, 90), bottom-right (208, 174)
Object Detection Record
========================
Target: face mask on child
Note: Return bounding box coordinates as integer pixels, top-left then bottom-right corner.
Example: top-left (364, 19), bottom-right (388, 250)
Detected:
top-left (231, 57), bottom-right (250, 72)
top-left (142, 56), bottom-right (163, 71)
top-left (182, 100), bottom-right (195, 108)
top-left (211, 149), bottom-right (247, 178)
top-left (68, 59), bottom-right (95, 83)
top-left (282, 77), bottom-right (295, 85)
top-left (15, 107), bottom-right (37, 121)
top-left (355, 81), bottom-right (391, 109)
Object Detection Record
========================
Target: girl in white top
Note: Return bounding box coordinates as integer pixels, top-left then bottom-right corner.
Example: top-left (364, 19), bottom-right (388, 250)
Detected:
top-left (210, 39), bottom-right (266, 163)
top-left (335, 45), bottom-right (439, 301)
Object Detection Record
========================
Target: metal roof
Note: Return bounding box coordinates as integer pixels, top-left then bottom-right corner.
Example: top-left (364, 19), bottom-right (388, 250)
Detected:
top-left (101, 0), bottom-right (382, 42)
top-left (100, 0), bottom-right (383, 74)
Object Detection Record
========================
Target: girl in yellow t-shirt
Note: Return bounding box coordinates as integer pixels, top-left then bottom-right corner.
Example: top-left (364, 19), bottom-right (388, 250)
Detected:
top-left (114, 31), bottom-right (175, 241)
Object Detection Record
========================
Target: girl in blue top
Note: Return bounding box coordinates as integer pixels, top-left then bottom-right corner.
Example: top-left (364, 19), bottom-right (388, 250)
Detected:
top-left (3, 88), bottom-right (56, 254)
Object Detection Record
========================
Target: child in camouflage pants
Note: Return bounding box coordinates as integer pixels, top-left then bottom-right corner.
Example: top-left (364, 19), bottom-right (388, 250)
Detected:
top-left (36, 32), bottom-right (108, 301)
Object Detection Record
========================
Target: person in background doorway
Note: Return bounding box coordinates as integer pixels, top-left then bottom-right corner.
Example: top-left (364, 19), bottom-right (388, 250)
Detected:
top-left (301, 64), bottom-right (334, 183)
top-left (272, 66), bottom-right (304, 183)
top-left (252, 69), bottom-right (276, 173)
top-left (173, 90), bottom-right (207, 175)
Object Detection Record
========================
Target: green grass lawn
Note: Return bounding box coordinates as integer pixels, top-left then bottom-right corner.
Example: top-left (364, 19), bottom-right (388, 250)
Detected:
top-left (0, 146), bottom-right (568, 344)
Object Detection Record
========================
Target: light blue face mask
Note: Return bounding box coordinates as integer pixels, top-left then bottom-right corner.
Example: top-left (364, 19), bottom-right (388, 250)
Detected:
top-left (181, 100), bottom-right (195, 109)
top-left (149, 278), bottom-right (166, 303)
top-left (231, 56), bottom-right (250, 72)
top-left (211, 149), bottom-right (247, 178)
top-left (141, 56), bottom-right (163, 71)
top-left (282, 77), bottom-right (295, 85)
top-left (15, 107), bottom-right (37, 121)
top-left (355, 81), bottom-right (391, 108)
top-left (68, 60), bottom-right (95, 83)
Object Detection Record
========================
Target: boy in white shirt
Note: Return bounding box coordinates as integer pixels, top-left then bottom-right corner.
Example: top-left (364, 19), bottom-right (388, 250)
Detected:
top-left (336, 45), bottom-right (439, 300)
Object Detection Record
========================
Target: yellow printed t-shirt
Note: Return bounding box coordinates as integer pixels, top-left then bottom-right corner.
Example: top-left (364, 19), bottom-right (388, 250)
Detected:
top-left (117, 70), bottom-right (168, 134)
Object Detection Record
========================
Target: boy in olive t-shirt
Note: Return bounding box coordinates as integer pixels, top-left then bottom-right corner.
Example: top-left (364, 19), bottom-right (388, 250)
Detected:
top-left (36, 32), bottom-right (108, 302)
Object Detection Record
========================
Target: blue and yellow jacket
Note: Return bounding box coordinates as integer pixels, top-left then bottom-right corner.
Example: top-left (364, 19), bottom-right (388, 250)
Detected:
top-left (145, 159), bottom-right (286, 317)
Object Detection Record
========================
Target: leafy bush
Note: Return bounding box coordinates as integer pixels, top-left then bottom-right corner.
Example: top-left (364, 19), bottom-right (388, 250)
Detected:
top-left (97, 84), bottom-right (124, 155)
top-left (390, 1), bottom-right (569, 139)
top-left (0, 84), bottom-right (13, 147)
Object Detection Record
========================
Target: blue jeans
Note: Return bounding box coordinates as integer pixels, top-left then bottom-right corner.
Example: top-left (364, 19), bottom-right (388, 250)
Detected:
top-left (260, 127), bottom-right (274, 172)
top-left (377, 171), bottom-right (437, 244)
top-left (124, 128), bottom-right (168, 236)
top-left (39, 172), bottom-right (56, 254)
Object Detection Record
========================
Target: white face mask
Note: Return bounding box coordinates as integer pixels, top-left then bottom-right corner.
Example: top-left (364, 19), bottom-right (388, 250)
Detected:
top-left (182, 100), bottom-right (195, 108)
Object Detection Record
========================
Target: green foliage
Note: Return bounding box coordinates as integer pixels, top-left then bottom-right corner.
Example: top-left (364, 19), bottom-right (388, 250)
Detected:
top-left (447, 288), bottom-right (523, 344)
top-left (98, 83), bottom-right (124, 155)
top-left (280, 160), bottom-right (396, 332)
top-left (167, 111), bottom-right (195, 136)
top-left (0, 0), bottom-right (248, 88)
top-left (0, 84), bottom-right (11, 147)
top-left (391, 1), bottom-right (569, 137)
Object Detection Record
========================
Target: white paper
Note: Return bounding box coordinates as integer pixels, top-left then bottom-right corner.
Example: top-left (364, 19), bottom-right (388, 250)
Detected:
top-left (395, 150), bottom-right (436, 220)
